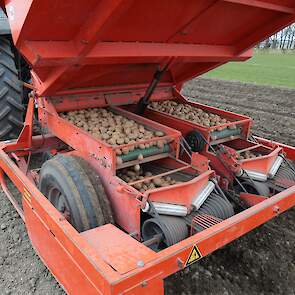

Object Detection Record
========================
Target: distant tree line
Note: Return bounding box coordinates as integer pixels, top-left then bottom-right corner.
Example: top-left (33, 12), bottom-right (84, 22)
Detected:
top-left (258, 24), bottom-right (295, 50)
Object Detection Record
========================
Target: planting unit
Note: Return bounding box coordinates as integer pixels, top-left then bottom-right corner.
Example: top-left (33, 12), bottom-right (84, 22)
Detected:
top-left (0, 1), bottom-right (295, 294)
top-left (142, 91), bottom-right (290, 196)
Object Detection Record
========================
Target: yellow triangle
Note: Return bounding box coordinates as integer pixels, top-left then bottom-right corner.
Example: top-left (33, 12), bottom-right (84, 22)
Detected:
top-left (185, 245), bottom-right (202, 267)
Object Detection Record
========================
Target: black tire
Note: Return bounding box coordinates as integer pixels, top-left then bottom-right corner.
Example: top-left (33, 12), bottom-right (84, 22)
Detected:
top-left (39, 155), bottom-right (113, 232)
top-left (185, 130), bottom-right (206, 152)
top-left (0, 36), bottom-right (24, 140)
top-left (74, 157), bottom-right (114, 224)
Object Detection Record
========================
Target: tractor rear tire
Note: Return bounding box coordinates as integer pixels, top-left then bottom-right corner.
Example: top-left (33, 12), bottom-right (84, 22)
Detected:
top-left (39, 155), bottom-right (113, 232)
top-left (0, 36), bottom-right (24, 140)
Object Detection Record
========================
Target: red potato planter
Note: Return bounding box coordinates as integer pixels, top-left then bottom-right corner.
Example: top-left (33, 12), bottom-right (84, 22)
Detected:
top-left (0, 1), bottom-right (295, 294)
top-left (38, 97), bottom-right (220, 236)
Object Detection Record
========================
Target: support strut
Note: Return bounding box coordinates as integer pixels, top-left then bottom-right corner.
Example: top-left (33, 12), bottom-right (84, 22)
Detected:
top-left (136, 63), bottom-right (170, 115)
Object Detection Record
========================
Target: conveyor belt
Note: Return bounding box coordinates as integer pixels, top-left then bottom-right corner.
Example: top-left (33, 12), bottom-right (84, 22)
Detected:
top-left (211, 128), bottom-right (241, 140)
top-left (119, 144), bottom-right (170, 162)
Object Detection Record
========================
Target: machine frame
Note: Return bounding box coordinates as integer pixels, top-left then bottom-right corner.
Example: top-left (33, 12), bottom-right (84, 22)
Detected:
top-left (0, 94), bottom-right (294, 294)
top-left (0, 1), bottom-right (295, 294)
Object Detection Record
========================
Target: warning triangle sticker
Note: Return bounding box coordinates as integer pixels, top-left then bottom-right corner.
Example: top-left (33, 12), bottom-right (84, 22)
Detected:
top-left (185, 245), bottom-right (202, 267)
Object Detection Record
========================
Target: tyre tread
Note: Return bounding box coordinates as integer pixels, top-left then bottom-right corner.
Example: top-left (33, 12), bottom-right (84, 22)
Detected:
top-left (0, 36), bottom-right (24, 140)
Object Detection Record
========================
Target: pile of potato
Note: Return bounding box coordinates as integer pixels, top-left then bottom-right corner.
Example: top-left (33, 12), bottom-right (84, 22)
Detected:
top-left (60, 108), bottom-right (166, 163)
top-left (238, 150), bottom-right (262, 160)
top-left (117, 165), bottom-right (181, 193)
top-left (149, 101), bottom-right (236, 130)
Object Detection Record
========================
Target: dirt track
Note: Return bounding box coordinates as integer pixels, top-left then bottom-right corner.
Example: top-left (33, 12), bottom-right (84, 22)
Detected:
top-left (0, 78), bottom-right (294, 294)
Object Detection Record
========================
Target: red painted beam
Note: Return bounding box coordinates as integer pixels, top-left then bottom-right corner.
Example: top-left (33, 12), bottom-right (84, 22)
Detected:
top-left (24, 41), bottom-right (252, 66)
top-left (88, 43), bottom-right (251, 59)
top-left (223, 0), bottom-right (295, 14)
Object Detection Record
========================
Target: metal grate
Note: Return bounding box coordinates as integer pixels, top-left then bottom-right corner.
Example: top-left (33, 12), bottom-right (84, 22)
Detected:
top-left (190, 214), bottom-right (222, 235)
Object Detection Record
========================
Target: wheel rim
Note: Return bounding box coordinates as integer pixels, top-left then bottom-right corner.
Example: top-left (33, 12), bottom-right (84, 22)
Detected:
top-left (48, 186), bottom-right (71, 221)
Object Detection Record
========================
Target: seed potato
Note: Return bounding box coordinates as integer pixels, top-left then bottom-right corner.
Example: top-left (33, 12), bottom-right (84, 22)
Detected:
top-left (61, 108), bottom-right (167, 159)
top-left (117, 167), bottom-right (182, 191)
top-left (149, 101), bottom-right (237, 131)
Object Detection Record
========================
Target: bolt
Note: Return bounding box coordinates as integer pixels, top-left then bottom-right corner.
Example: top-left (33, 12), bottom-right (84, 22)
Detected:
top-left (273, 205), bottom-right (280, 215)
top-left (141, 281), bottom-right (148, 287)
top-left (177, 257), bottom-right (184, 269)
top-left (137, 260), bottom-right (145, 267)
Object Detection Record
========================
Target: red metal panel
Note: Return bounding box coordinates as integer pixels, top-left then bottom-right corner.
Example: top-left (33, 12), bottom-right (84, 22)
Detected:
top-left (240, 192), bottom-right (268, 206)
top-left (241, 147), bottom-right (281, 174)
top-left (223, 0), bottom-right (295, 14)
top-left (148, 171), bottom-right (213, 207)
top-left (81, 225), bottom-right (157, 274)
top-left (255, 137), bottom-right (295, 161)
top-left (3, 0), bottom-right (295, 96)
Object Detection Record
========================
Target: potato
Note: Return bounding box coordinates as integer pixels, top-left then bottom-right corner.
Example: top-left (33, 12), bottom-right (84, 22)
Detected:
top-left (134, 183), bottom-right (142, 190)
top-left (117, 166), bottom-right (182, 191)
top-left (122, 147), bottom-right (130, 155)
top-left (157, 141), bottom-right (164, 149)
top-left (116, 138), bottom-right (125, 145)
top-left (108, 138), bottom-right (117, 145)
top-left (124, 127), bottom-right (131, 135)
top-left (127, 170), bottom-right (136, 177)
top-left (240, 150), bottom-right (258, 160)
top-left (153, 178), bottom-right (162, 187)
top-left (116, 149), bottom-right (122, 156)
top-left (61, 107), bottom-right (168, 158)
top-left (134, 164), bottom-right (141, 172)
top-left (228, 124), bottom-right (237, 130)
top-left (139, 125), bottom-right (145, 133)
top-left (116, 157), bottom-right (123, 165)
top-left (149, 100), bottom-right (236, 131)
top-left (155, 131), bottom-right (164, 137)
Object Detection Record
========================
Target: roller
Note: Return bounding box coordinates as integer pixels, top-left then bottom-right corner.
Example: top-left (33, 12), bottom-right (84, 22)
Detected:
top-left (119, 144), bottom-right (169, 162)
top-left (142, 202), bottom-right (188, 217)
top-left (192, 181), bottom-right (215, 210)
top-left (268, 155), bottom-right (284, 179)
top-left (211, 128), bottom-right (241, 140)
top-left (142, 216), bottom-right (188, 250)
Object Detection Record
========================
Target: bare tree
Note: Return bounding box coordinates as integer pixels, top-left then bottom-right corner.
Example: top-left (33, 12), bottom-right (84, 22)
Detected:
top-left (259, 24), bottom-right (295, 50)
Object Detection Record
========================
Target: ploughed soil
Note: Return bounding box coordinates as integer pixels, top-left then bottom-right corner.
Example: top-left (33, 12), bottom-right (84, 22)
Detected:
top-left (0, 78), bottom-right (294, 295)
